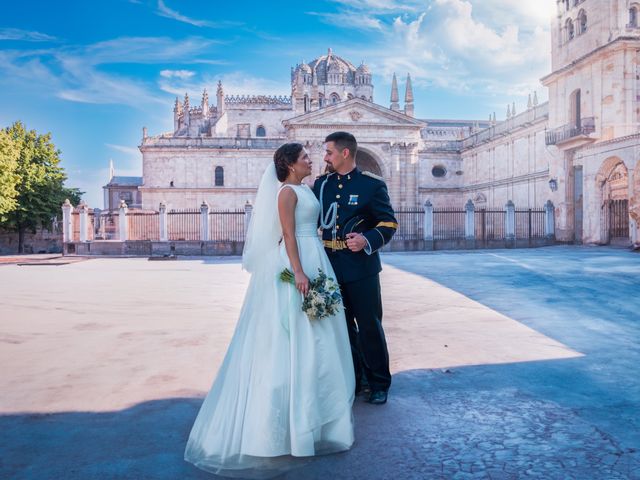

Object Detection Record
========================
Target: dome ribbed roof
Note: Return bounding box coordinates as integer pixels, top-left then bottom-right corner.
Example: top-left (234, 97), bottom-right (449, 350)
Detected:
top-left (308, 48), bottom-right (357, 84)
top-left (356, 62), bottom-right (370, 74)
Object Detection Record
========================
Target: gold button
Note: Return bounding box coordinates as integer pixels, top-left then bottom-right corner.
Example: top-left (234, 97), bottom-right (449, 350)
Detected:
top-left (336, 225), bottom-right (340, 230)
top-left (336, 215), bottom-right (340, 219)
top-left (338, 184), bottom-right (343, 189)
top-left (336, 194), bottom-right (341, 199)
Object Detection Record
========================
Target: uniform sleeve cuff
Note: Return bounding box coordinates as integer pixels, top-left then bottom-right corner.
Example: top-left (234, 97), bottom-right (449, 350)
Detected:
top-left (364, 237), bottom-right (373, 255)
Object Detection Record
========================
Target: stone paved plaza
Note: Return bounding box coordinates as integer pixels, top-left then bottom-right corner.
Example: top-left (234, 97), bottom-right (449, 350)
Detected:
top-left (0, 246), bottom-right (638, 479)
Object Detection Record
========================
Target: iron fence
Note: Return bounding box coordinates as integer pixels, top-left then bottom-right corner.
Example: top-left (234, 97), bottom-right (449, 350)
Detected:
top-left (394, 208), bottom-right (424, 241)
top-left (515, 209), bottom-right (545, 239)
top-left (475, 209), bottom-right (505, 240)
top-left (433, 209), bottom-right (466, 239)
top-left (129, 211), bottom-right (160, 241)
top-left (209, 210), bottom-right (245, 242)
top-left (168, 209), bottom-right (200, 241)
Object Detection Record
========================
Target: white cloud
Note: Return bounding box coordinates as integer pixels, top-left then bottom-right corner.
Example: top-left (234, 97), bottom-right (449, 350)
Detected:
top-left (105, 143), bottom-right (141, 157)
top-left (325, 0), bottom-right (552, 102)
top-left (160, 69), bottom-right (196, 79)
top-left (0, 28), bottom-right (57, 42)
top-left (158, 71), bottom-right (290, 98)
top-left (156, 0), bottom-right (242, 28)
top-left (0, 36), bottom-right (223, 107)
top-left (307, 11), bottom-right (383, 31)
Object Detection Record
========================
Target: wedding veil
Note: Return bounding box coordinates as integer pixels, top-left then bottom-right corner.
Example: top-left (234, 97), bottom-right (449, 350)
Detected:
top-left (242, 162), bottom-right (283, 272)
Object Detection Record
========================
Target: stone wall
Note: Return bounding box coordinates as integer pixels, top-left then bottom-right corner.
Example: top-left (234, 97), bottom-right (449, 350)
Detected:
top-left (0, 228), bottom-right (63, 255)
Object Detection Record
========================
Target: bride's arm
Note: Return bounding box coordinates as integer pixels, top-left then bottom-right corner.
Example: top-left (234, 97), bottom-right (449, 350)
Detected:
top-left (278, 187), bottom-right (310, 296)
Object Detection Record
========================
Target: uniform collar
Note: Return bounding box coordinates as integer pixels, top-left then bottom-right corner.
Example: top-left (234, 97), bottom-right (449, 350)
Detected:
top-left (336, 167), bottom-right (358, 181)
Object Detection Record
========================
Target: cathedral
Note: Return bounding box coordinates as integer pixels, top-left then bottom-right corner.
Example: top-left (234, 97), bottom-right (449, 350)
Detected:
top-left (106, 1), bottom-right (640, 246)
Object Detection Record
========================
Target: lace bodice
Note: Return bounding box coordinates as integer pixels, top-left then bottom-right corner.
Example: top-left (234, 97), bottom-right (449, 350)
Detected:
top-left (279, 184), bottom-right (320, 237)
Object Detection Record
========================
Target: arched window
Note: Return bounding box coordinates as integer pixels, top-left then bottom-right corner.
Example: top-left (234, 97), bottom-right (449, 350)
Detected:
top-left (566, 18), bottom-right (575, 41)
top-left (578, 10), bottom-right (587, 34)
top-left (304, 94), bottom-right (309, 112)
top-left (256, 125), bottom-right (266, 137)
top-left (347, 93), bottom-right (354, 100)
top-left (564, 0), bottom-right (570, 11)
top-left (630, 7), bottom-right (638, 27)
top-left (330, 93), bottom-right (340, 104)
top-left (215, 166), bottom-right (224, 187)
top-left (319, 93), bottom-right (325, 108)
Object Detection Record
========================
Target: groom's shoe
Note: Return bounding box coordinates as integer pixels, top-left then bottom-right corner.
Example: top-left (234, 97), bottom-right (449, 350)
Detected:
top-left (367, 390), bottom-right (388, 405)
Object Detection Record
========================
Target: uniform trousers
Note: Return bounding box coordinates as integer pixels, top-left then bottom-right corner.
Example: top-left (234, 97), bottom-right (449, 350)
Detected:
top-left (340, 274), bottom-right (391, 392)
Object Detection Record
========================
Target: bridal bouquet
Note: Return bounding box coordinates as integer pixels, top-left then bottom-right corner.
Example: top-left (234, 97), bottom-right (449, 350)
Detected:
top-left (279, 268), bottom-right (343, 320)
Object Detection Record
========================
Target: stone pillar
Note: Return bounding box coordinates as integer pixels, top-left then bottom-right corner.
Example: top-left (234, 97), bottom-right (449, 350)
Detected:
top-left (159, 202), bottom-right (168, 242)
top-left (465, 199), bottom-right (475, 239)
top-left (200, 201), bottom-right (210, 241)
top-left (505, 200), bottom-right (515, 246)
top-left (423, 200), bottom-right (434, 240)
top-left (544, 200), bottom-right (555, 239)
top-left (62, 199), bottom-right (73, 243)
top-left (78, 200), bottom-right (88, 242)
top-left (244, 201), bottom-right (253, 236)
top-left (119, 200), bottom-right (128, 242)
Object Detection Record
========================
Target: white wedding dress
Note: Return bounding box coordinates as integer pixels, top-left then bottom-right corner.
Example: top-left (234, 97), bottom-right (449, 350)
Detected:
top-left (184, 175), bottom-right (355, 479)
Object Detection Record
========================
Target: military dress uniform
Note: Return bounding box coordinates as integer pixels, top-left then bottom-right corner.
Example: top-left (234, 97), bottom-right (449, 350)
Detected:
top-left (313, 168), bottom-right (398, 394)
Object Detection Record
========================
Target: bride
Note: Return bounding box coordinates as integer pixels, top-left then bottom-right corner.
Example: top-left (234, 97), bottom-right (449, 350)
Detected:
top-left (184, 143), bottom-right (355, 478)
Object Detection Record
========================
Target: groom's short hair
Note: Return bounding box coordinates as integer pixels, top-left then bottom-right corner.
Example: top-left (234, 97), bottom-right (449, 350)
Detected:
top-left (325, 131), bottom-right (357, 160)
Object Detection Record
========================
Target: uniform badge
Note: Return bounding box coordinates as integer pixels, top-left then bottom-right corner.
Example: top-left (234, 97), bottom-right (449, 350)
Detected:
top-left (348, 194), bottom-right (359, 205)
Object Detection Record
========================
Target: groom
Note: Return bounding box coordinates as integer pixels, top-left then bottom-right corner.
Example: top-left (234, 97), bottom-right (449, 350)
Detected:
top-left (313, 131), bottom-right (397, 405)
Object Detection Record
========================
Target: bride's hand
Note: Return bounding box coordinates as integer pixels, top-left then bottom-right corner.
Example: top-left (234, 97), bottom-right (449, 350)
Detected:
top-left (294, 270), bottom-right (310, 296)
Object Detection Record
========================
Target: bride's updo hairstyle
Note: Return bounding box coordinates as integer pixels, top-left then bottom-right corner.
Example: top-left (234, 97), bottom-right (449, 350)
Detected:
top-left (274, 142), bottom-right (304, 182)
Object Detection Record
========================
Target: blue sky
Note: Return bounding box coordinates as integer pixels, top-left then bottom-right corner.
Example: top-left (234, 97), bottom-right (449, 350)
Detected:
top-left (0, 0), bottom-right (555, 206)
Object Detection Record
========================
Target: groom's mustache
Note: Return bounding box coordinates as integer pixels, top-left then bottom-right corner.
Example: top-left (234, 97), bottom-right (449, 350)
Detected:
top-left (324, 164), bottom-right (335, 173)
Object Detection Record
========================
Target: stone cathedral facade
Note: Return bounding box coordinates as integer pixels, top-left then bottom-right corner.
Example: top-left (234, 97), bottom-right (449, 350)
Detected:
top-left (114, 2), bottom-right (640, 246)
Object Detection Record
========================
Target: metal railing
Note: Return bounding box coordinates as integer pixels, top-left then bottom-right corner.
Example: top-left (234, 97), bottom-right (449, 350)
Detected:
top-left (394, 208), bottom-right (424, 241)
top-left (475, 209), bottom-right (506, 241)
top-left (433, 209), bottom-right (466, 240)
top-left (209, 210), bottom-right (245, 242)
top-left (168, 210), bottom-right (200, 241)
top-left (128, 211), bottom-right (160, 241)
top-left (515, 209), bottom-right (546, 239)
top-left (545, 117), bottom-right (595, 145)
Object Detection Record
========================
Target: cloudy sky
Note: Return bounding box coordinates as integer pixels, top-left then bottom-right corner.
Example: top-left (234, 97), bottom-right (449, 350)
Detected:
top-left (0, 0), bottom-right (556, 206)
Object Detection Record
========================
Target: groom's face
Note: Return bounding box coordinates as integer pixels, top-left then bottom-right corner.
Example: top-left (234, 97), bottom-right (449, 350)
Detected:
top-left (324, 141), bottom-right (348, 173)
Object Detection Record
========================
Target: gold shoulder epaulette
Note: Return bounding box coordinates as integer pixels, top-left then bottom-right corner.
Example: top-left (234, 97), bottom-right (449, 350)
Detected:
top-left (362, 170), bottom-right (384, 182)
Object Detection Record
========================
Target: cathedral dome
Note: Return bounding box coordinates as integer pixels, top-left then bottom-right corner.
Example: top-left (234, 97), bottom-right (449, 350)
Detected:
top-left (296, 62), bottom-right (312, 74)
top-left (356, 62), bottom-right (371, 75)
top-left (308, 48), bottom-right (357, 84)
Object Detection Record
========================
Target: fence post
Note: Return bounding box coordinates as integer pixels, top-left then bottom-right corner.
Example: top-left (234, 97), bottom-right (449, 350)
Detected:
top-left (159, 202), bottom-right (168, 242)
top-left (200, 201), bottom-right (209, 241)
top-left (62, 199), bottom-right (73, 243)
top-left (505, 200), bottom-right (515, 247)
top-left (78, 200), bottom-right (88, 242)
top-left (423, 200), bottom-right (433, 241)
top-left (119, 200), bottom-right (129, 242)
top-left (464, 199), bottom-right (475, 240)
top-left (544, 200), bottom-right (555, 239)
top-left (244, 200), bottom-right (253, 235)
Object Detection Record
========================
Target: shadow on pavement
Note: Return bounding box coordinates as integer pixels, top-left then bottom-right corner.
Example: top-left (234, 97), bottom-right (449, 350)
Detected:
top-left (2, 365), bottom-right (639, 480)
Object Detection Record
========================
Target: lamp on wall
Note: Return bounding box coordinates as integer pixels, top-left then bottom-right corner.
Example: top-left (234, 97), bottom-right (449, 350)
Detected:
top-left (548, 178), bottom-right (558, 192)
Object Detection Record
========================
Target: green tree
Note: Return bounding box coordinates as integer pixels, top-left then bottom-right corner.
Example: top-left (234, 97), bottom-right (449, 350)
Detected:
top-left (0, 129), bottom-right (20, 216)
top-left (1, 121), bottom-right (83, 253)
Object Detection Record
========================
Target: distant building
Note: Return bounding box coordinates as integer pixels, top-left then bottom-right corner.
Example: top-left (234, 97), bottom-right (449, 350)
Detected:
top-left (120, 2), bottom-right (639, 246)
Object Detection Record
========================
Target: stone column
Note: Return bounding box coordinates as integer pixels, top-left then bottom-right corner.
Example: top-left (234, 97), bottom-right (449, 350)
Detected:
top-left (78, 201), bottom-right (88, 242)
top-left (200, 201), bottom-right (210, 241)
top-left (465, 199), bottom-right (475, 239)
top-left (424, 200), bottom-right (433, 240)
top-left (244, 201), bottom-right (253, 236)
top-left (505, 200), bottom-right (515, 246)
top-left (119, 200), bottom-right (128, 242)
top-left (159, 202), bottom-right (168, 242)
top-left (544, 200), bottom-right (555, 239)
top-left (62, 199), bottom-right (73, 243)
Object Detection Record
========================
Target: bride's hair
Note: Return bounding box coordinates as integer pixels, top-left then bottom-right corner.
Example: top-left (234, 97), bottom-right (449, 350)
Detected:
top-left (274, 143), bottom-right (303, 182)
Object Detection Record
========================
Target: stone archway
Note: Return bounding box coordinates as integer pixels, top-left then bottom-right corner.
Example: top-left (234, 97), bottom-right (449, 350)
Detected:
top-left (356, 149), bottom-right (383, 177)
top-left (595, 156), bottom-right (629, 244)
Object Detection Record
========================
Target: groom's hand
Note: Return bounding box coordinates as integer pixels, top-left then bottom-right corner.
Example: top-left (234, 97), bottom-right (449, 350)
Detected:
top-left (345, 233), bottom-right (366, 252)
